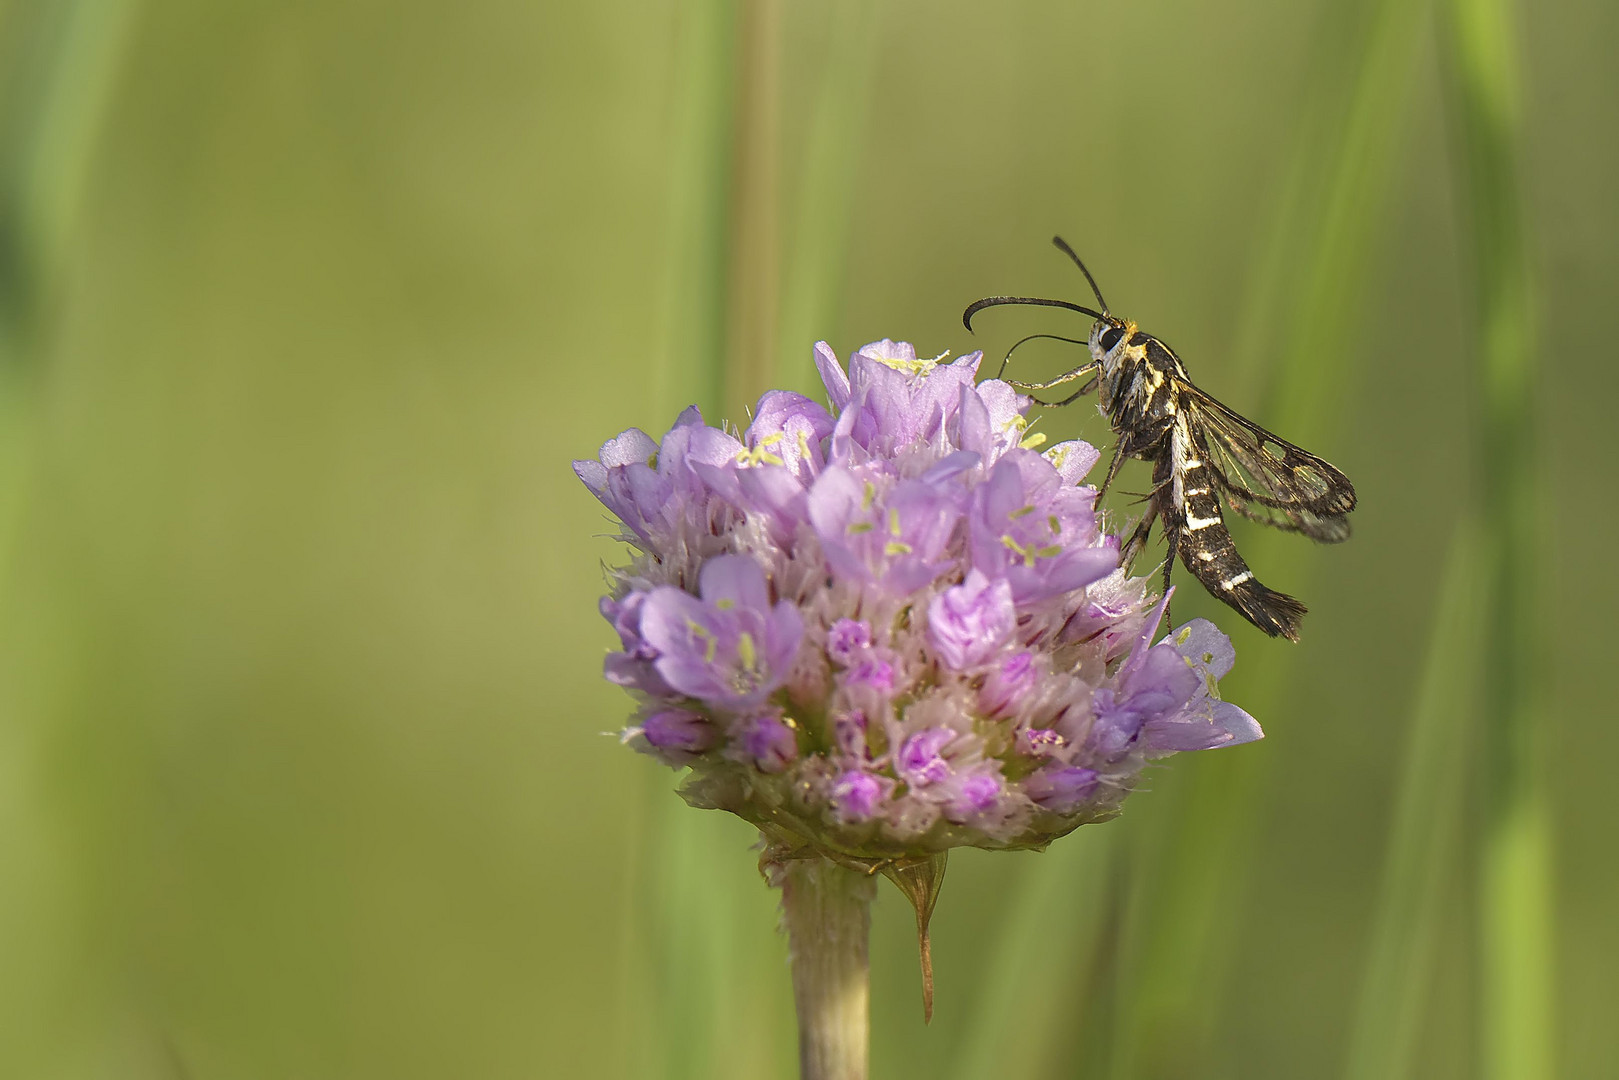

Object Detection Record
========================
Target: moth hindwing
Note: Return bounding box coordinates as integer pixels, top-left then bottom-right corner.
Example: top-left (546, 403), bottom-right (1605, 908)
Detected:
top-left (963, 236), bottom-right (1357, 641)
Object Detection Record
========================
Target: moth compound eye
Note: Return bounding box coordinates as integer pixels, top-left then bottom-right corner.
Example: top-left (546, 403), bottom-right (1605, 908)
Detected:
top-left (1099, 325), bottom-right (1125, 352)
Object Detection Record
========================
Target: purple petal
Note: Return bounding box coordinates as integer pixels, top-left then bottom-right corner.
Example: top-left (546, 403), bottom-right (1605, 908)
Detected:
top-left (767, 600), bottom-right (807, 674)
top-left (737, 714), bottom-right (799, 773)
top-left (969, 452), bottom-right (1116, 601)
top-left (1025, 766), bottom-right (1100, 812)
top-left (897, 728), bottom-right (955, 786)
top-left (699, 553), bottom-right (771, 612)
top-left (814, 341), bottom-right (851, 413)
top-left (1045, 440), bottom-right (1101, 485)
top-left (744, 390), bottom-right (834, 482)
top-left (600, 427), bottom-right (660, 468)
top-left (920, 449), bottom-right (981, 487)
top-left (944, 771), bottom-right (1002, 821)
top-left (1142, 700), bottom-right (1264, 752)
top-left (927, 570), bottom-right (1015, 670)
top-left (951, 381), bottom-right (995, 460)
top-left (980, 651), bottom-right (1039, 717)
top-left (641, 708), bottom-right (717, 756)
top-left (637, 589), bottom-right (727, 699)
top-left (831, 771), bottom-right (890, 822)
top-left (825, 619), bottom-right (873, 666)
top-left (572, 458), bottom-right (607, 494)
top-left (1170, 618), bottom-right (1237, 681)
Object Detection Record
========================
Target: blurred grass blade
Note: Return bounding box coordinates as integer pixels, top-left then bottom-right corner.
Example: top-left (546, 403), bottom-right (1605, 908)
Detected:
top-left (1343, 523), bottom-right (1481, 1080)
top-left (643, 804), bottom-right (753, 1080)
top-left (0, 0), bottom-right (138, 358)
top-left (0, 3), bottom-right (138, 1074)
top-left (1440, 0), bottom-right (1552, 1076)
top-left (946, 830), bottom-right (1119, 1080)
top-left (722, 0), bottom-right (783, 415)
top-left (649, 0), bottom-right (739, 423)
top-left (635, 2), bottom-right (746, 1077)
top-left (775, 0), bottom-right (880, 393)
top-left (0, 0), bottom-right (138, 555)
top-left (637, 2), bottom-right (812, 1076)
top-left (1109, 0), bottom-right (1436, 1075)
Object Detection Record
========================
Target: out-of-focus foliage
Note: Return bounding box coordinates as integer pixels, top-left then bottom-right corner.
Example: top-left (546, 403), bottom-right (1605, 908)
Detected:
top-left (0, 2), bottom-right (1613, 1078)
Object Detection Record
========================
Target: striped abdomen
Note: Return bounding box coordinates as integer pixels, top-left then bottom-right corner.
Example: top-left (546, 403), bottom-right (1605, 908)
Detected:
top-left (1173, 433), bottom-right (1307, 641)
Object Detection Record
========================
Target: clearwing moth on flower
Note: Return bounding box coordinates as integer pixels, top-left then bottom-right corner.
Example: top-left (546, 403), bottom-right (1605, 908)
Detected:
top-left (575, 338), bottom-right (1263, 1008)
top-left (964, 236), bottom-right (1358, 641)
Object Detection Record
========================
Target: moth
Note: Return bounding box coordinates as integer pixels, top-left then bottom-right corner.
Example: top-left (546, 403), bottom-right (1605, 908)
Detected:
top-left (964, 236), bottom-right (1356, 640)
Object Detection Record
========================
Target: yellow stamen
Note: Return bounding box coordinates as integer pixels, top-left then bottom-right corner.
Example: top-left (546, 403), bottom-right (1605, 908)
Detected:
top-left (1000, 534), bottom-right (1036, 567)
top-left (871, 349), bottom-right (947, 377)
top-left (734, 432), bottom-right (786, 467)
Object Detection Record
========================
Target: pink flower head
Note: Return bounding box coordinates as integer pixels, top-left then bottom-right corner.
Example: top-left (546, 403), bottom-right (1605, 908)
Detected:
top-left (577, 338), bottom-right (1260, 859)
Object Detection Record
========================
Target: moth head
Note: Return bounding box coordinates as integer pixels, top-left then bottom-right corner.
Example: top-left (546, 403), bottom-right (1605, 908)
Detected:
top-left (1091, 318), bottom-right (1135, 358)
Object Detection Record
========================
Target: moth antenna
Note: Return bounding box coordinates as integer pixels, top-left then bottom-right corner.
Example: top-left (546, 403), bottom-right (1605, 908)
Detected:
top-left (994, 332), bottom-right (1091, 379)
top-left (1051, 236), bottom-right (1110, 315)
top-left (963, 295), bottom-right (1106, 333)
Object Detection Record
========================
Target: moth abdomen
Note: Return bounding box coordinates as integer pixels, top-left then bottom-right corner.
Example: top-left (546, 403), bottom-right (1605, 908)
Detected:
top-left (1223, 576), bottom-right (1308, 642)
top-left (1174, 479), bottom-right (1307, 641)
top-left (1176, 522), bottom-right (1306, 642)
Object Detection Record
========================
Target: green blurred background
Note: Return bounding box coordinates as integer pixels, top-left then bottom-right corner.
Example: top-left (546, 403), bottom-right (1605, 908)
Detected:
top-left (1, 1), bottom-right (1613, 1077)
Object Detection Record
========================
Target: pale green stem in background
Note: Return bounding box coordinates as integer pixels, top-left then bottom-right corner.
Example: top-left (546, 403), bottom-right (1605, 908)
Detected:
top-left (724, 0), bottom-right (783, 414)
top-left (782, 859), bottom-right (876, 1080)
top-left (0, 0), bottom-right (137, 544)
top-left (1342, 524), bottom-right (1481, 1080)
top-left (640, 3), bottom-right (838, 1076)
top-left (649, 0), bottom-right (739, 424)
top-left (775, 0), bottom-right (880, 390)
top-left (640, 809), bottom-right (751, 1080)
top-left (1441, 0), bottom-right (1552, 1076)
top-left (1109, 2), bottom-right (1434, 1075)
top-left (0, 4), bottom-right (136, 1074)
top-left (0, 0), bottom-right (137, 352)
top-left (638, 3), bottom-right (745, 1078)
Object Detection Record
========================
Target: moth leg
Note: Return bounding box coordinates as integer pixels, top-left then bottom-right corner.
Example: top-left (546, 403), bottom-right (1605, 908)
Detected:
top-left (1159, 512), bottom-right (1180, 631)
top-left (1006, 362), bottom-right (1098, 393)
top-left (995, 334), bottom-right (1092, 380)
top-left (1039, 374), bottom-right (1099, 408)
top-left (1098, 441), bottom-right (1128, 499)
top-left (1119, 498), bottom-right (1160, 569)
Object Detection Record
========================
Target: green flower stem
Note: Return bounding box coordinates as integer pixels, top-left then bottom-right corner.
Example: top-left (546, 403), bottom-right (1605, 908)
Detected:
top-left (781, 859), bottom-right (876, 1080)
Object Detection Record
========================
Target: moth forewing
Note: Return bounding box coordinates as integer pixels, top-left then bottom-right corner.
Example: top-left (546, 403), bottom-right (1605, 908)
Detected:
top-left (1187, 388), bottom-right (1357, 518)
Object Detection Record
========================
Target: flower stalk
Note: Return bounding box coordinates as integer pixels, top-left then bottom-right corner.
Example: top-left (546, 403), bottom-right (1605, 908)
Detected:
top-left (780, 858), bottom-right (876, 1080)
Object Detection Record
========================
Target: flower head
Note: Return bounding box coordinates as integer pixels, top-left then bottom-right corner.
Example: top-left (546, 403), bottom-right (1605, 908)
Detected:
top-left (583, 339), bottom-right (1260, 861)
